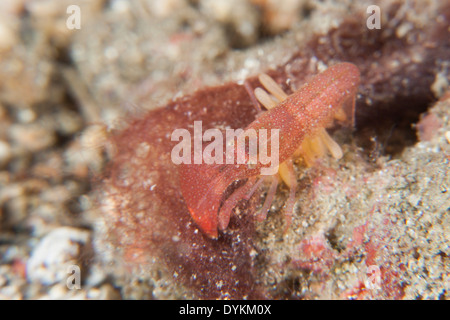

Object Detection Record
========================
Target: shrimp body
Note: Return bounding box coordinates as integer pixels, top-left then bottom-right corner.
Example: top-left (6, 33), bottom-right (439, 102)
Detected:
top-left (179, 62), bottom-right (360, 239)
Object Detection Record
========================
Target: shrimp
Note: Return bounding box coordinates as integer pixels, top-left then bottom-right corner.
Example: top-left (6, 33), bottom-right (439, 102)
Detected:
top-left (179, 62), bottom-right (360, 239)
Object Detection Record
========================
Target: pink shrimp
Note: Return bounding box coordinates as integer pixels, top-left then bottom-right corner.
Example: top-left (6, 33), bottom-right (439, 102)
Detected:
top-left (179, 62), bottom-right (360, 239)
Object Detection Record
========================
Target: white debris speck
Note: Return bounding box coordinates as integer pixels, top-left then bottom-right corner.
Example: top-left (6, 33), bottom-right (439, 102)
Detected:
top-left (431, 71), bottom-right (448, 98)
top-left (135, 142), bottom-right (150, 158)
top-left (445, 131), bottom-right (450, 144)
top-left (0, 140), bottom-right (12, 167)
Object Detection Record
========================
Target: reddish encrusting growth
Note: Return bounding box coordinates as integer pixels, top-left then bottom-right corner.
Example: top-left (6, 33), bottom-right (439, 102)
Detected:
top-left (180, 63), bottom-right (360, 239)
top-left (101, 83), bottom-right (265, 299)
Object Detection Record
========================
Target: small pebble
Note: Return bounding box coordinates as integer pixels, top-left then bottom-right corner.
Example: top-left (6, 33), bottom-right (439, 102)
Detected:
top-left (9, 124), bottom-right (56, 153)
top-left (27, 227), bottom-right (90, 286)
